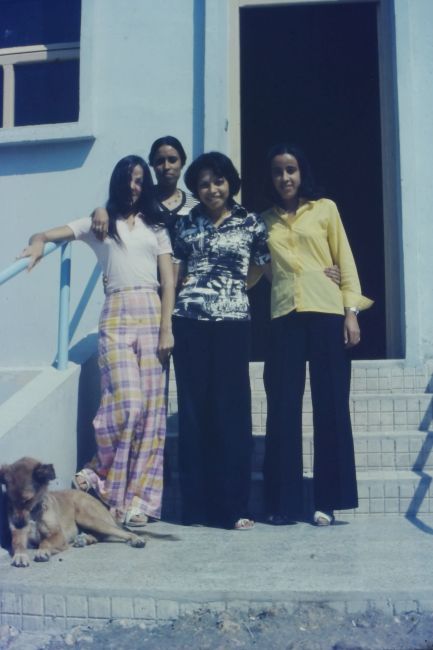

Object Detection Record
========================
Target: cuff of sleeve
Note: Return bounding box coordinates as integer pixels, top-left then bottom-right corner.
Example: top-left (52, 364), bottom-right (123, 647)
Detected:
top-left (343, 291), bottom-right (374, 312)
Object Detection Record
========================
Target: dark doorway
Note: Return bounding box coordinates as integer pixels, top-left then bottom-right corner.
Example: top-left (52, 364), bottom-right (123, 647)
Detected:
top-left (241, 2), bottom-right (387, 360)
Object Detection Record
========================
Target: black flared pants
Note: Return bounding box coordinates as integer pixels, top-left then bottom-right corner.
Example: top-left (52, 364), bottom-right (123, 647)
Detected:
top-left (263, 311), bottom-right (358, 517)
top-left (173, 317), bottom-right (253, 528)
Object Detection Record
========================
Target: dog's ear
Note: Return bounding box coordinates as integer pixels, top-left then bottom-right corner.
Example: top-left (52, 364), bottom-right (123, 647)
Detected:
top-left (0, 465), bottom-right (9, 485)
top-left (33, 463), bottom-right (56, 484)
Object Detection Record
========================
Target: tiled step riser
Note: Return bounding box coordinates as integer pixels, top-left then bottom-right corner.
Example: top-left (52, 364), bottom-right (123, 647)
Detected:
top-left (164, 433), bottom-right (433, 473)
top-left (167, 395), bottom-right (433, 434)
top-left (161, 474), bottom-right (433, 521)
top-left (168, 363), bottom-right (433, 397)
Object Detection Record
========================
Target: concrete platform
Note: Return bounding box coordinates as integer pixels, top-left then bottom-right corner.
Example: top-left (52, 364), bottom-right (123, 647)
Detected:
top-left (1, 515), bottom-right (432, 632)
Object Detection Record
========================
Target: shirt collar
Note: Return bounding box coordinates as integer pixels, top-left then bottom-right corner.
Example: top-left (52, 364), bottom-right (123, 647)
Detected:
top-left (273, 199), bottom-right (311, 221)
top-left (191, 201), bottom-right (247, 222)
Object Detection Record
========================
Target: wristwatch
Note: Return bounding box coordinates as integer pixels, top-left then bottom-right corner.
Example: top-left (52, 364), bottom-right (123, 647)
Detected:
top-left (347, 307), bottom-right (359, 316)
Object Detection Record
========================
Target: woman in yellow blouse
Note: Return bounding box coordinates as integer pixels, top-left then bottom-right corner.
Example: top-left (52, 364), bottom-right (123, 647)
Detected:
top-left (261, 143), bottom-right (373, 526)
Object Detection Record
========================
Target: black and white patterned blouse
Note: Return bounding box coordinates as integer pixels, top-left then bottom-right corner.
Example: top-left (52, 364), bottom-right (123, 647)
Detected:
top-left (173, 203), bottom-right (270, 321)
top-left (156, 190), bottom-right (198, 245)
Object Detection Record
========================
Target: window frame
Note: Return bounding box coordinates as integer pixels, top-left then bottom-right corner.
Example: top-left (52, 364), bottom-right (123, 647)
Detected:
top-left (0, 0), bottom-right (94, 146)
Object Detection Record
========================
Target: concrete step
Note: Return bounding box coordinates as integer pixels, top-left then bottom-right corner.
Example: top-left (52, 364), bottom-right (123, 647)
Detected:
top-left (1, 517), bottom-right (433, 631)
top-left (0, 369), bottom-right (39, 407)
top-left (168, 359), bottom-right (433, 396)
top-left (164, 430), bottom-right (433, 473)
top-left (161, 468), bottom-right (433, 521)
top-left (167, 392), bottom-right (433, 434)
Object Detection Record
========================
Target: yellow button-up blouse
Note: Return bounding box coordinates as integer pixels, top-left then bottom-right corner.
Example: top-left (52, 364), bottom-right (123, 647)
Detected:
top-left (261, 198), bottom-right (373, 319)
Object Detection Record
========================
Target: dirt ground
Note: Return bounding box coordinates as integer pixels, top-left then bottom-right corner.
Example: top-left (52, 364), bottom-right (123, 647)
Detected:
top-left (1, 604), bottom-right (433, 650)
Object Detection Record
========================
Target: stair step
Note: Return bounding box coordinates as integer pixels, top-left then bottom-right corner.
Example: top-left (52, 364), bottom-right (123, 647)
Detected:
top-left (164, 430), bottom-right (433, 472)
top-left (161, 468), bottom-right (433, 520)
top-left (168, 360), bottom-right (433, 396)
top-left (167, 393), bottom-right (433, 434)
top-left (253, 430), bottom-right (433, 472)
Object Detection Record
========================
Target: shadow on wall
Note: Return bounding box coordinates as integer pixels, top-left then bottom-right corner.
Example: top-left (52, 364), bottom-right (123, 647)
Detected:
top-left (75, 352), bottom-right (100, 471)
top-left (0, 488), bottom-right (11, 551)
top-left (0, 139), bottom-right (94, 176)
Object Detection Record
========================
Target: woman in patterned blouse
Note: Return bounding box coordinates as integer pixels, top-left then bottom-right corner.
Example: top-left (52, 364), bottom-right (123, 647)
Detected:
top-left (172, 152), bottom-right (270, 530)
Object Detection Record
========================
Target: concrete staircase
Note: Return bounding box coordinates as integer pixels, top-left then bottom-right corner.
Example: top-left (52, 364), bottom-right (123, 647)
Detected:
top-left (162, 360), bottom-right (433, 520)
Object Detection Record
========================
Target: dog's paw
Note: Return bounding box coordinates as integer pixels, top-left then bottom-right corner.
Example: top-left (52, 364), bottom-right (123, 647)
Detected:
top-left (12, 553), bottom-right (30, 568)
top-left (129, 536), bottom-right (146, 548)
top-left (73, 533), bottom-right (98, 547)
top-left (34, 549), bottom-right (51, 562)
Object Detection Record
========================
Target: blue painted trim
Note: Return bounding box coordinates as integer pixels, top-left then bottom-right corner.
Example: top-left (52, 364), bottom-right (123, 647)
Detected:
top-left (56, 243), bottom-right (72, 370)
top-left (0, 242), bottom-right (60, 286)
top-left (192, 0), bottom-right (205, 159)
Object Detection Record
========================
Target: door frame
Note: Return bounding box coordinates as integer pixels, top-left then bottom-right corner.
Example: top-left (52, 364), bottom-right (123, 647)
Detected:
top-left (227, 0), bottom-right (403, 358)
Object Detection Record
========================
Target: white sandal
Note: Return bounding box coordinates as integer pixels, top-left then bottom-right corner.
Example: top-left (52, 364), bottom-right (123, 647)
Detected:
top-left (72, 470), bottom-right (92, 492)
top-left (313, 510), bottom-right (335, 526)
top-left (234, 518), bottom-right (255, 530)
top-left (124, 508), bottom-right (149, 528)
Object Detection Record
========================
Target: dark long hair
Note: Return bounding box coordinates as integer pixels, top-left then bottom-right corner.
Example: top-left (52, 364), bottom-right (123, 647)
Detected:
top-left (105, 155), bottom-right (162, 241)
top-left (184, 151), bottom-right (241, 204)
top-left (264, 143), bottom-right (322, 205)
top-left (148, 136), bottom-right (187, 167)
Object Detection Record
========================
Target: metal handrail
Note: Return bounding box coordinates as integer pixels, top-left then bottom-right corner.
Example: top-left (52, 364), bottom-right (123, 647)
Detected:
top-left (0, 242), bottom-right (71, 370)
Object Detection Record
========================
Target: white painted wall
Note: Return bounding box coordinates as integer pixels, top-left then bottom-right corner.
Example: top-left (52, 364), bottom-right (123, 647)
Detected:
top-left (394, 0), bottom-right (433, 363)
top-left (0, 0), bottom-right (197, 366)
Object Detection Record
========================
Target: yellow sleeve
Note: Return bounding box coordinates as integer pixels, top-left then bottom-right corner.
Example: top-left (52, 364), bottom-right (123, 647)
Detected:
top-left (327, 202), bottom-right (373, 312)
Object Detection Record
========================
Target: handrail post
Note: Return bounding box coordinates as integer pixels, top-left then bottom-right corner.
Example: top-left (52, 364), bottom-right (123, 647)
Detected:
top-left (57, 242), bottom-right (71, 370)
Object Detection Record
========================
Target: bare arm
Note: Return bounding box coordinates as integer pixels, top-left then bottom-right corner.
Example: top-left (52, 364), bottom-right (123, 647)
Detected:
top-left (17, 225), bottom-right (75, 271)
top-left (262, 263), bottom-right (273, 283)
top-left (157, 253), bottom-right (175, 364)
top-left (343, 309), bottom-right (361, 348)
top-left (172, 260), bottom-right (185, 290)
top-left (91, 207), bottom-right (109, 241)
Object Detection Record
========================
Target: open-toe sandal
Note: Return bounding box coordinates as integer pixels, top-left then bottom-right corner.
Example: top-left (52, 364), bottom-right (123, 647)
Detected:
top-left (313, 510), bottom-right (335, 526)
top-left (234, 518), bottom-right (255, 530)
top-left (72, 470), bottom-right (92, 492)
top-left (124, 509), bottom-right (149, 528)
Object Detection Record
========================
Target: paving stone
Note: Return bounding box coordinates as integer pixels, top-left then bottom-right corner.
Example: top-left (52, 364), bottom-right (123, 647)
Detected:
top-left (44, 594), bottom-right (65, 618)
top-left (88, 596), bottom-right (111, 619)
top-left (1, 592), bottom-right (21, 615)
top-left (156, 599), bottom-right (180, 620)
top-left (111, 596), bottom-right (134, 619)
top-left (22, 594), bottom-right (43, 617)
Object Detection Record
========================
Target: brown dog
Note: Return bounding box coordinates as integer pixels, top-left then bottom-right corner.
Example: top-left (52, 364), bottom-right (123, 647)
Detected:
top-left (0, 457), bottom-right (146, 567)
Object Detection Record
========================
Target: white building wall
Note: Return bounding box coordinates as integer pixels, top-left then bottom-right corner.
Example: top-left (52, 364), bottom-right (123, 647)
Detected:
top-left (0, 0), bottom-right (197, 366)
top-left (394, 0), bottom-right (433, 363)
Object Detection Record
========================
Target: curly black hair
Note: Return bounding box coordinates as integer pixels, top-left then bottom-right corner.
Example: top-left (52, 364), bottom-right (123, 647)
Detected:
top-left (184, 151), bottom-right (241, 202)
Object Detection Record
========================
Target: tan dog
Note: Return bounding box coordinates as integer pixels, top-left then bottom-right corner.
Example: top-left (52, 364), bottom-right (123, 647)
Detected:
top-left (0, 457), bottom-right (146, 567)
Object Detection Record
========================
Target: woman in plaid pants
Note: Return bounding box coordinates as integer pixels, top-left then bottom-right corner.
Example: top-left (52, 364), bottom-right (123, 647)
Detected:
top-left (18, 155), bottom-right (175, 528)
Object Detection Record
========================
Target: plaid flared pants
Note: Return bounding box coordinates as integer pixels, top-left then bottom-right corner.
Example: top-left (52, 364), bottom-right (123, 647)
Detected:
top-left (86, 288), bottom-right (167, 519)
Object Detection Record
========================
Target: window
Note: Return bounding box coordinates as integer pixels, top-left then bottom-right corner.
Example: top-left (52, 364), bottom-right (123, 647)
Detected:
top-left (0, 0), bottom-right (81, 128)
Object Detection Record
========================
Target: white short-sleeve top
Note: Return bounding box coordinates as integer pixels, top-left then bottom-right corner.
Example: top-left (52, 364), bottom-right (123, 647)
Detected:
top-left (67, 215), bottom-right (172, 293)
